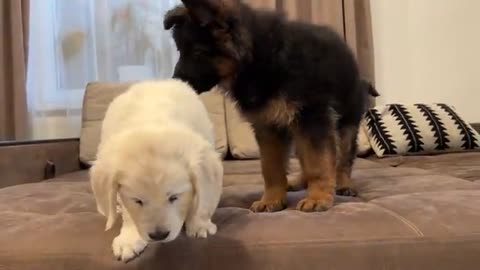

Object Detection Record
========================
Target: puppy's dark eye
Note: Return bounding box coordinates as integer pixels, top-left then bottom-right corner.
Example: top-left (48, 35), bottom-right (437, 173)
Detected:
top-left (133, 198), bottom-right (144, 206)
top-left (168, 195), bottom-right (178, 203)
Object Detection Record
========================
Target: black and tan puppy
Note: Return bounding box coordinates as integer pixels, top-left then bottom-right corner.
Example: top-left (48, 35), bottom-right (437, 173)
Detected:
top-left (164, 0), bottom-right (369, 212)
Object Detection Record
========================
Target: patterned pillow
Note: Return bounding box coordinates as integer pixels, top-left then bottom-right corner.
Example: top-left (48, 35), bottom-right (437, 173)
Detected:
top-left (364, 103), bottom-right (480, 157)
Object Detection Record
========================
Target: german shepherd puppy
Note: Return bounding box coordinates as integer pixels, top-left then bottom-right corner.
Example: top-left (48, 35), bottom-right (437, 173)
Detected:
top-left (164, 0), bottom-right (369, 212)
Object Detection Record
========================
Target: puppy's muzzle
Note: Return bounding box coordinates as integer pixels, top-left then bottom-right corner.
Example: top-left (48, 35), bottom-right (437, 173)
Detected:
top-left (148, 230), bottom-right (170, 241)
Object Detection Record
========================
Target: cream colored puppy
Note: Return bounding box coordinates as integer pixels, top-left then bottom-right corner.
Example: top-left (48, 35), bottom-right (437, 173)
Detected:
top-left (90, 79), bottom-right (223, 263)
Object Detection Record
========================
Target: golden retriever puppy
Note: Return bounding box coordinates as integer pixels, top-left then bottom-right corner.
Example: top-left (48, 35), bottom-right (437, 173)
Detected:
top-left (89, 79), bottom-right (223, 262)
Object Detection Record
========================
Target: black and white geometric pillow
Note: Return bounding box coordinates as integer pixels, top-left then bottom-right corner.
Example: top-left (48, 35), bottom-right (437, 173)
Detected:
top-left (364, 103), bottom-right (480, 158)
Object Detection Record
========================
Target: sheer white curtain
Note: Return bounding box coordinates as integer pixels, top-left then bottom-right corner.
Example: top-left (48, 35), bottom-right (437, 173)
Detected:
top-left (26, 0), bottom-right (180, 140)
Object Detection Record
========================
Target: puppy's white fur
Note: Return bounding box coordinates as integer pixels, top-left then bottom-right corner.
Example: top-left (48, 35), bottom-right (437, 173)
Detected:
top-left (90, 79), bottom-right (223, 262)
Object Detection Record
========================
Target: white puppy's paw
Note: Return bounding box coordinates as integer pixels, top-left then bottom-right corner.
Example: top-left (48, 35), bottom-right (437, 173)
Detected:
top-left (112, 231), bottom-right (148, 263)
top-left (186, 219), bottom-right (217, 238)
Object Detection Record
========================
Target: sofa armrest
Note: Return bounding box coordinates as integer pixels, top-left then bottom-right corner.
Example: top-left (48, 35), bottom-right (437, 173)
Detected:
top-left (0, 139), bottom-right (82, 188)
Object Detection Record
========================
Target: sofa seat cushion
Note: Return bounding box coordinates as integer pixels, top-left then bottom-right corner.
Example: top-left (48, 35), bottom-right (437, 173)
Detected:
top-left (1, 158), bottom-right (480, 270)
top-left (368, 152), bottom-right (480, 182)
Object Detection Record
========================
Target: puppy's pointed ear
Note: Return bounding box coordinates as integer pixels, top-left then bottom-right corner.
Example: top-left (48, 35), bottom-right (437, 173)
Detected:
top-left (188, 146), bottom-right (223, 223)
top-left (164, 5), bottom-right (188, 30)
top-left (180, 0), bottom-right (237, 29)
top-left (90, 162), bottom-right (120, 231)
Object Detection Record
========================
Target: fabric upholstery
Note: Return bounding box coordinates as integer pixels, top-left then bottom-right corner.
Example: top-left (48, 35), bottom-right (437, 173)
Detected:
top-left (369, 152), bottom-right (480, 182)
top-left (224, 96), bottom-right (260, 159)
top-left (79, 82), bottom-right (228, 164)
top-left (2, 157), bottom-right (480, 270)
top-left (357, 118), bottom-right (372, 156)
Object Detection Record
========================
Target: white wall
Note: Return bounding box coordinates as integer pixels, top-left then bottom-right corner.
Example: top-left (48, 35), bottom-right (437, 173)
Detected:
top-left (370, 0), bottom-right (480, 122)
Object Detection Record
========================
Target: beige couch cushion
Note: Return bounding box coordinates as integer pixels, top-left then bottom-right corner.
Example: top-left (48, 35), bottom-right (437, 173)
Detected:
top-left (225, 97), bottom-right (373, 159)
top-left (224, 97), bottom-right (260, 159)
top-left (357, 118), bottom-right (372, 155)
top-left (79, 81), bottom-right (228, 164)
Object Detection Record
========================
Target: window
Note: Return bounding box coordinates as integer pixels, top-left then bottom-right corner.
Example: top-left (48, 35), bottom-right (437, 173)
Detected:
top-left (26, 0), bottom-right (180, 139)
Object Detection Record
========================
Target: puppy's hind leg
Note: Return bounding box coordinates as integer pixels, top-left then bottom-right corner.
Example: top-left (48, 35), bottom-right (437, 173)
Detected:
top-left (112, 206), bottom-right (148, 263)
top-left (294, 127), bottom-right (336, 212)
top-left (293, 106), bottom-right (341, 212)
top-left (336, 124), bottom-right (360, 197)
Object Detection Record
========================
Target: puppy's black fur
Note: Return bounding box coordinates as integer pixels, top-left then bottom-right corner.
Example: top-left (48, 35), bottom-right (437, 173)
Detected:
top-left (165, 0), bottom-right (370, 212)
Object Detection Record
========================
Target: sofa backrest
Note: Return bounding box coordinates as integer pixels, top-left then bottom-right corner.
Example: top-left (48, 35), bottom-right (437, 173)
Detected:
top-left (79, 81), bottom-right (227, 165)
top-left (79, 81), bottom-right (373, 164)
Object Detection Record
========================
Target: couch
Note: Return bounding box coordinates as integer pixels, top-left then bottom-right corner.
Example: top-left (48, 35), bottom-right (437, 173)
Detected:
top-left (1, 82), bottom-right (480, 270)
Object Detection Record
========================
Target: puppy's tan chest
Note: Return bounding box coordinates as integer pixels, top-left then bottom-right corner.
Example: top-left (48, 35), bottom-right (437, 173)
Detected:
top-left (243, 96), bottom-right (300, 127)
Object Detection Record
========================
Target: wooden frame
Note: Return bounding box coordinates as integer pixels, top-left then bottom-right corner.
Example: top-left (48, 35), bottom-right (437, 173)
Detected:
top-left (0, 138), bottom-right (82, 188)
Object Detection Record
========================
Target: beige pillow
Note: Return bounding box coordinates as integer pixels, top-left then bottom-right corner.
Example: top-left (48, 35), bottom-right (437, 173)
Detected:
top-left (199, 87), bottom-right (228, 157)
top-left (79, 81), bottom-right (228, 164)
top-left (225, 96), bottom-right (372, 159)
top-left (357, 119), bottom-right (372, 156)
top-left (224, 96), bottom-right (260, 159)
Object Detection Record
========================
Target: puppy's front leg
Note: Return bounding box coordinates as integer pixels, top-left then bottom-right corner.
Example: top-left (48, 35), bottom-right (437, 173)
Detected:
top-left (185, 190), bottom-right (218, 238)
top-left (186, 214), bottom-right (217, 239)
top-left (112, 207), bottom-right (147, 263)
top-left (185, 146), bottom-right (223, 239)
top-left (250, 126), bottom-right (291, 212)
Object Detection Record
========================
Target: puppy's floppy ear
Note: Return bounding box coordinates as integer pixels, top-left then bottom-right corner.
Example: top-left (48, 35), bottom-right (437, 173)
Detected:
top-left (90, 162), bottom-right (120, 231)
top-left (188, 146), bottom-right (223, 222)
top-left (164, 5), bottom-right (188, 30)
top-left (180, 0), bottom-right (237, 29)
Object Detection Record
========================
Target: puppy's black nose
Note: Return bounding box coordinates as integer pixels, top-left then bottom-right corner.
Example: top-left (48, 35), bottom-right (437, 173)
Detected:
top-left (149, 230), bottom-right (170, 241)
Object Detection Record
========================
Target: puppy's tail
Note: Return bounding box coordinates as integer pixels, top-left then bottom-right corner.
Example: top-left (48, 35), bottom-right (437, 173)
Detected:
top-left (359, 79), bottom-right (380, 97)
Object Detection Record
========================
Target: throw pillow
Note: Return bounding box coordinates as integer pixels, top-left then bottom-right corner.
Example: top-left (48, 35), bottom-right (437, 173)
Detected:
top-left (364, 103), bottom-right (480, 157)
